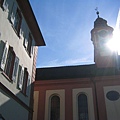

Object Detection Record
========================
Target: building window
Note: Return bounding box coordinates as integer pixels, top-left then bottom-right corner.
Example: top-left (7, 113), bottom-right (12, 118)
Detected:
top-left (9, 2), bottom-right (22, 37)
top-left (50, 95), bottom-right (60, 120)
top-left (23, 33), bottom-right (33, 57)
top-left (4, 46), bottom-right (15, 80)
top-left (14, 8), bottom-right (22, 36)
top-left (45, 90), bottom-right (65, 120)
top-left (78, 94), bottom-right (89, 120)
top-left (17, 66), bottom-right (30, 96)
top-left (0, 41), bottom-right (19, 82)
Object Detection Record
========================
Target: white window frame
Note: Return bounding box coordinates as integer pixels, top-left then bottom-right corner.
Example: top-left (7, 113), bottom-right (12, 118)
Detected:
top-left (50, 95), bottom-right (60, 120)
top-left (45, 89), bottom-right (65, 120)
top-left (72, 88), bottom-right (95, 120)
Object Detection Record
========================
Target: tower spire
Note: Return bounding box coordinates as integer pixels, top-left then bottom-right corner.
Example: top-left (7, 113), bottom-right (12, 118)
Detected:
top-left (95, 7), bottom-right (99, 18)
top-left (91, 9), bottom-right (115, 68)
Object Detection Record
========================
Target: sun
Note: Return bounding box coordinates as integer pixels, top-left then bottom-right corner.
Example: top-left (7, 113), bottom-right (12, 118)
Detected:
top-left (106, 29), bottom-right (120, 54)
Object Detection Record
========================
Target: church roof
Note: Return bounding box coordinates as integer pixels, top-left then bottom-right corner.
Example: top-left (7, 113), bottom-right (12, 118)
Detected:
top-left (36, 64), bottom-right (120, 80)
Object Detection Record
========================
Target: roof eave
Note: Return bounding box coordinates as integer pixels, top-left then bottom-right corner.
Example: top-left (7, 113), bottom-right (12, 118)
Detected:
top-left (16, 0), bottom-right (46, 46)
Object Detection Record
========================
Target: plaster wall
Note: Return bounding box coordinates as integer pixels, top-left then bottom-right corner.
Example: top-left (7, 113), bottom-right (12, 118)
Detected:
top-left (104, 85), bottom-right (120, 120)
top-left (33, 91), bottom-right (39, 120)
top-left (0, 89), bottom-right (29, 120)
top-left (0, 2), bottom-right (34, 75)
top-left (0, 0), bottom-right (36, 106)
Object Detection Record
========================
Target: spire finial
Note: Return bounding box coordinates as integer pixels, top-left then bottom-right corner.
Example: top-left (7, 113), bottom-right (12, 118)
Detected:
top-left (95, 7), bottom-right (99, 18)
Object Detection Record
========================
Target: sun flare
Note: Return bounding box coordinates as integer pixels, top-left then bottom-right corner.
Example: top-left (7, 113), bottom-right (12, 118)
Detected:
top-left (106, 30), bottom-right (120, 54)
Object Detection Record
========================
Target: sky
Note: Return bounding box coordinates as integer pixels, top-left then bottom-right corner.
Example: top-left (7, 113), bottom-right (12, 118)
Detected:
top-left (29, 0), bottom-right (120, 68)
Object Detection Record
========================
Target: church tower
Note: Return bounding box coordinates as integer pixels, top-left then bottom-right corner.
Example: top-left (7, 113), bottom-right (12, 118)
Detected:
top-left (91, 11), bottom-right (117, 68)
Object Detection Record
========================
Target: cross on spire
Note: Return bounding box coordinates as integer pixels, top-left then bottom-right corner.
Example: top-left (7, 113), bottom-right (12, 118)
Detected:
top-left (95, 7), bottom-right (99, 18)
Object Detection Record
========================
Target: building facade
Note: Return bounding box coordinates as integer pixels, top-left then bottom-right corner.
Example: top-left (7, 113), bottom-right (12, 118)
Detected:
top-left (0, 0), bottom-right (45, 120)
top-left (34, 14), bottom-right (120, 120)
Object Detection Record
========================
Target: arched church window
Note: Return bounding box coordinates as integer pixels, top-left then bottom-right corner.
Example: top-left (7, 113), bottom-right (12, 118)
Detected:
top-left (78, 94), bottom-right (89, 120)
top-left (50, 95), bottom-right (60, 120)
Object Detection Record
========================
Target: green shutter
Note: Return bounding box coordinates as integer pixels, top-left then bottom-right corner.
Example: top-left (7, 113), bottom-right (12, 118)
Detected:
top-left (12, 56), bottom-right (19, 82)
top-left (0, 40), bottom-right (5, 66)
top-left (0, 41), bottom-right (9, 70)
top-left (18, 65), bottom-right (24, 90)
top-left (26, 74), bottom-right (31, 96)
top-left (2, 0), bottom-right (8, 11)
top-left (23, 30), bottom-right (29, 48)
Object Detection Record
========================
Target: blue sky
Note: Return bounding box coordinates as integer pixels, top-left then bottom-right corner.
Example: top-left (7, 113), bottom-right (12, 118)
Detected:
top-left (29, 0), bottom-right (120, 68)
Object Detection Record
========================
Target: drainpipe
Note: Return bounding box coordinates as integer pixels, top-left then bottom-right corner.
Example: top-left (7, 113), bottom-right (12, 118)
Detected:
top-left (90, 75), bottom-right (99, 120)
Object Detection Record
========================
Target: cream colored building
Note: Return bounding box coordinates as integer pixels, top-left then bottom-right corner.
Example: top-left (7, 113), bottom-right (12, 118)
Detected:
top-left (0, 0), bottom-right (45, 120)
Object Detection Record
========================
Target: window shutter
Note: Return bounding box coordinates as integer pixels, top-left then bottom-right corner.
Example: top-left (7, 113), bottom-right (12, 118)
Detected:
top-left (26, 74), bottom-right (31, 96)
top-left (18, 65), bottom-right (24, 90)
top-left (20, 20), bottom-right (24, 39)
top-left (23, 31), bottom-right (28, 48)
top-left (30, 39), bottom-right (35, 56)
top-left (12, 56), bottom-right (19, 82)
top-left (0, 41), bottom-right (9, 70)
top-left (7, 0), bottom-right (13, 13)
top-left (2, 0), bottom-right (8, 11)
top-left (30, 45), bottom-right (34, 57)
top-left (10, 2), bottom-right (17, 25)
top-left (0, 40), bottom-right (5, 67)
top-left (22, 21), bottom-right (27, 38)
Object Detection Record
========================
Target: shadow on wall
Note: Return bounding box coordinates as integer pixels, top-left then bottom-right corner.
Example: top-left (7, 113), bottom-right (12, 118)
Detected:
top-left (0, 83), bottom-right (33, 120)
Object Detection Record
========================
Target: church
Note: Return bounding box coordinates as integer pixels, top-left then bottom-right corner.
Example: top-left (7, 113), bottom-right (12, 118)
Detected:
top-left (33, 11), bottom-right (120, 120)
